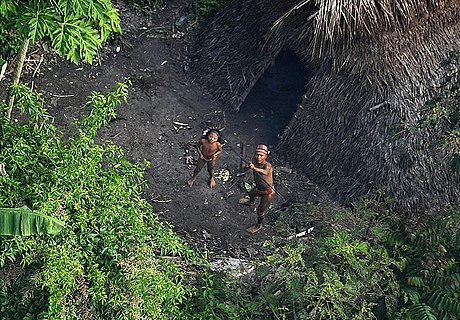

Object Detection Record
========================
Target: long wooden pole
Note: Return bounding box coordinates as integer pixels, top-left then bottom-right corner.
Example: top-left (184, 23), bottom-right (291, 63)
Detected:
top-left (6, 37), bottom-right (30, 119)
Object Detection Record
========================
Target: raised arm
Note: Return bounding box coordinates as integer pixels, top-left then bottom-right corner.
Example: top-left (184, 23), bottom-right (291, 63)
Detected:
top-left (248, 162), bottom-right (272, 176)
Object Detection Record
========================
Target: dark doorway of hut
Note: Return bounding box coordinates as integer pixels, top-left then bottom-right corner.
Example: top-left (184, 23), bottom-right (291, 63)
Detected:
top-left (236, 50), bottom-right (311, 149)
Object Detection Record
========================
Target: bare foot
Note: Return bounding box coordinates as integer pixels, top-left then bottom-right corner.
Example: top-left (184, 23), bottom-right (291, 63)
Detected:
top-left (238, 197), bottom-right (255, 206)
top-left (209, 177), bottom-right (216, 188)
top-left (246, 225), bottom-right (262, 234)
top-left (187, 179), bottom-right (195, 187)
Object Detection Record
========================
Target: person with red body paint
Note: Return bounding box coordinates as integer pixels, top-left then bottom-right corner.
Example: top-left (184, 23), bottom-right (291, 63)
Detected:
top-left (239, 144), bottom-right (275, 233)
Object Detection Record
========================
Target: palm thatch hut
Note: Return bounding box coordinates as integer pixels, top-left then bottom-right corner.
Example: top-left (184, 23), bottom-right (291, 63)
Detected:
top-left (191, 0), bottom-right (460, 211)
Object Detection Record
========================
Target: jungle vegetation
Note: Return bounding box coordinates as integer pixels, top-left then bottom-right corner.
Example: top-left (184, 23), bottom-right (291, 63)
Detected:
top-left (1, 0), bottom-right (459, 319)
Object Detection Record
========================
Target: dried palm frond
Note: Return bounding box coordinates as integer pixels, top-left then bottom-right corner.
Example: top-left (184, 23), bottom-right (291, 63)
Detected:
top-left (272, 0), bottom-right (459, 58)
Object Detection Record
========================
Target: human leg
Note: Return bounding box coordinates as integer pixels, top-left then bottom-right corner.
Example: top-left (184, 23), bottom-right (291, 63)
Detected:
top-left (239, 187), bottom-right (258, 205)
top-left (207, 159), bottom-right (216, 188)
top-left (246, 193), bottom-right (275, 234)
top-left (187, 158), bottom-right (205, 187)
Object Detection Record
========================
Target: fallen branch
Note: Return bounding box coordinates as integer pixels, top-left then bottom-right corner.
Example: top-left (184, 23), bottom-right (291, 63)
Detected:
top-left (152, 199), bottom-right (172, 203)
top-left (32, 55), bottom-right (44, 77)
top-left (369, 101), bottom-right (388, 111)
top-left (286, 227), bottom-right (314, 240)
top-left (172, 121), bottom-right (188, 126)
top-left (49, 93), bottom-right (74, 98)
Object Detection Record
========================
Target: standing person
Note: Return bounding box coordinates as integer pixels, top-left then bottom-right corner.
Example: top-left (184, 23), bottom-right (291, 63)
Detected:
top-left (187, 129), bottom-right (223, 188)
top-left (239, 144), bottom-right (275, 233)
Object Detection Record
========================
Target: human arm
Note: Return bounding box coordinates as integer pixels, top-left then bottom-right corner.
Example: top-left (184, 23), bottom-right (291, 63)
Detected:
top-left (236, 164), bottom-right (251, 177)
top-left (211, 142), bottom-right (223, 159)
top-left (248, 162), bottom-right (272, 176)
top-left (195, 139), bottom-right (204, 159)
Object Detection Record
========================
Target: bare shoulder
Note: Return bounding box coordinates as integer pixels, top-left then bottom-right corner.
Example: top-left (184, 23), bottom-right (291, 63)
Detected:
top-left (265, 161), bottom-right (273, 171)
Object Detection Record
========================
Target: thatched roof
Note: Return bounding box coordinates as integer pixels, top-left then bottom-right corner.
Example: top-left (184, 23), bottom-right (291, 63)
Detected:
top-left (191, 0), bottom-right (460, 211)
top-left (192, 0), bottom-right (309, 109)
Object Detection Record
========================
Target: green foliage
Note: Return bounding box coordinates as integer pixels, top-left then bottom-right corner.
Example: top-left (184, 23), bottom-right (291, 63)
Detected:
top-left (185, 197), bottom-right (459, 320)
top-left (191, 0), bottom-right (230, 16)
top-left (272, 200), bottom-right (334, 236)
top-left (0, 28), bottom-right (20, 58)
top-left (1, 0), bottom-right (121, 63)
top-left (184, 269), bottom-right (262, 319)
top-left (0, 82), bottom-right (194, 319)
top-left (0, 206), bottom-right (65, 236)
top-left (0, 1), bottom-right (20, 56)
top-left (419, 52), bottom-right (460, 170)
top-left (187, 198), bottom-right (399, 319)
top-left (76, 80), bottom-right (129, 139)
top-left (386, 210), bottom-right (460, 320)
top-left (273, 195), bottom-right (385, 239)
top-left (253, 228), bottom-right (398, 320)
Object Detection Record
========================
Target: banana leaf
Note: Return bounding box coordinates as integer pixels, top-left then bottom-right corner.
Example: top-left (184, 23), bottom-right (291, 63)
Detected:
top-left (0, 206), bottom-right (65, 236)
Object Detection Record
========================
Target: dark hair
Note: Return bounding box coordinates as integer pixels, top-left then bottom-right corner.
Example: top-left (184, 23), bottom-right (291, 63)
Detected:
top-left (203, 128), bottom-right (223, 143)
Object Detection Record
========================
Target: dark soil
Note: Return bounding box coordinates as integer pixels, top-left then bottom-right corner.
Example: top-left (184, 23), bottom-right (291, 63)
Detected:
top-left (1, 0), bottom-right (331, 257)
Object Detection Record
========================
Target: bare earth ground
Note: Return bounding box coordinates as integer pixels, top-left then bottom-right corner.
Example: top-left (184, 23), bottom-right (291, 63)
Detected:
top-left (2, 1), bottom-right (331, 257)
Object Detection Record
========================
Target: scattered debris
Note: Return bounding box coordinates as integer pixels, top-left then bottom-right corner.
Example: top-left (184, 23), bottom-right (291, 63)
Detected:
top-left (171, 120), bottom-right (191, 133)
top-left (286, 227), bottom-right (314, 240)
top-left (203, 230), bottom-right (211, 239)
top-left (49, 93), bottom-right (74, 98)
top-left (152, 198), bottom-right (172, 203)
top-left (184, 155), bottom-right (196, 165)
top-left (173, 121), bottom-right (188, 127)
top-left (210, 257), bottom-right (255, 278)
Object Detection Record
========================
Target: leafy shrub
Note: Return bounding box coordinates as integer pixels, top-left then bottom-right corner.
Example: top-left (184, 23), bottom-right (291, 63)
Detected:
top-left (386, 210), bottom-right (460, 319)
top-left (0, 28), bottom-right (20, 58)
top-left (251, 229), bottom-right (399, 319)
top-left (1, 0), bottom-right (121, 64)
top-left (184, 198), bottom-right (400, 319)
top-left (183, 269), bottom-right (262, 319)
top-left (0, 82), bottom-right (194, 319)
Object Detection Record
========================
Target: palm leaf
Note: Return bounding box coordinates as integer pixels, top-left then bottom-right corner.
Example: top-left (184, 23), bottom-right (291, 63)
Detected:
top-left (20, 0), bottom-right (57, 41)
top-left (0, 206), bottom-right (65, 236)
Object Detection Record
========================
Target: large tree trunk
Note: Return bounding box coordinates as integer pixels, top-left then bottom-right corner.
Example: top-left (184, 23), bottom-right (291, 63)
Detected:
top-left (6, 37), bottom-right (30, 119)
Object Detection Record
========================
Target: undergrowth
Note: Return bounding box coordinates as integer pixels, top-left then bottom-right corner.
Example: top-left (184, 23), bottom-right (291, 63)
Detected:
top-left (0, 81), bottom-right (195, 319)
top-left (186, 195), bottom-right (460, 319)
